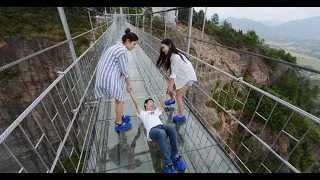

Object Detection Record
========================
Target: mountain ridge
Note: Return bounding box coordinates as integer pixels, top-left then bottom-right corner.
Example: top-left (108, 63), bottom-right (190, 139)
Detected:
top-left (222, 16), bottom-right (320, 39)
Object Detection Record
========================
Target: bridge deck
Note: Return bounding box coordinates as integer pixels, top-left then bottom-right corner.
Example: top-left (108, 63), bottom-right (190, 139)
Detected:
top-left (83, 27), bottom-right (239, 173)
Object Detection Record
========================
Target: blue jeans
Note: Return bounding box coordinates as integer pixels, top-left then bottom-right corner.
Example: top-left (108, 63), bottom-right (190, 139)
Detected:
top-left (149, 124), bottom-right (179, 165)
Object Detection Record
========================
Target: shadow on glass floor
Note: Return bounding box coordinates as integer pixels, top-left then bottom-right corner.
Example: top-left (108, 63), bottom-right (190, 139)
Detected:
top-left (101, 119), bottom-right (188, 173)
top-left (106, 124), bottom-right (144, 171)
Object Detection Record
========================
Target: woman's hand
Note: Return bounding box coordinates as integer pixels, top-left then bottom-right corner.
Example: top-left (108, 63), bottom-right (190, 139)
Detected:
top-left (167, 78), bottom-right (175, 94)
top-left (167, 84), bottom-right (173, 93)
top-left (126, 84), bottom-right (132, 93)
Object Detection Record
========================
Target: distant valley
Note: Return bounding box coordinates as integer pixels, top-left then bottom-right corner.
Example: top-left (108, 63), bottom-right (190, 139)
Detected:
top-left (221, 16), bottom-right (320, 71)
top-left (222, 16), bottom-right (320, 40)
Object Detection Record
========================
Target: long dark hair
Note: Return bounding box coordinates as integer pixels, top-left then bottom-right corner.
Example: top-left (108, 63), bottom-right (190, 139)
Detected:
top-left (156, 39), bottom-right (187, 72)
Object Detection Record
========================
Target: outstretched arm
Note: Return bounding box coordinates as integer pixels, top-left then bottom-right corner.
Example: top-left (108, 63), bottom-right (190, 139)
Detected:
top-left (157, 91), bottom-right (170, 111)
top-left (129, 90), bottom-right (142, 114)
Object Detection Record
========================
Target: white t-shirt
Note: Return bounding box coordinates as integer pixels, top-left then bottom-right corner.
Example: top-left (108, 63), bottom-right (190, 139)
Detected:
top-left (137, 108), bottom-right (163, 141)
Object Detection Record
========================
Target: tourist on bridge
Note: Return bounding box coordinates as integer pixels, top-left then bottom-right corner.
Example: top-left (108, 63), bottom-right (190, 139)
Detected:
top-left (94, 28), bottom-right (138, 132)
top-left (156, 39), bottom-right (197, 122)
top-left (128, 88), bottom-right (187, 173)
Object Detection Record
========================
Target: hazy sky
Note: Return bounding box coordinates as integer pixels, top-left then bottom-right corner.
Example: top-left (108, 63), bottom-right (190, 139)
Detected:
top-left (193, 7), bottom-right (320, 22)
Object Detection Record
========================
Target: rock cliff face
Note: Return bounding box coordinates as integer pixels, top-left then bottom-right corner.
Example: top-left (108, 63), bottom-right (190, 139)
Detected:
top-left (0, 36), bottom-right (76, 172)
top-left (0, 18), bottom-right (105, 171)
top-left (169, 24), bottom-right (290, 86)
top-left (0, 36), bottom-right (73, 122)
top-left (165, 25), bottom-right (290, 128)
top-left (166, 24), bottom-right (295, 170)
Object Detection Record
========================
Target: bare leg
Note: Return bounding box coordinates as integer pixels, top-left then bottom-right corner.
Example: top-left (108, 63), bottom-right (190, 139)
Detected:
top-left (176, 85), bottom-right (189, 117)
top-left (115, 99), bottom-right (124, 124)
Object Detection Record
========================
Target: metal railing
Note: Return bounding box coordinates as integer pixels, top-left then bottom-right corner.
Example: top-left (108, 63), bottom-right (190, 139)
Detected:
top-left (125, 23), bottom-right (239, 173)
top-left (0, 8), bottom-right (114, 147)
top-left (0, 10), bottom-right (319, 173)
top-left (0, 11), bottom-right (117, 173)
top-left (123, 16), bottom-right (320, 173)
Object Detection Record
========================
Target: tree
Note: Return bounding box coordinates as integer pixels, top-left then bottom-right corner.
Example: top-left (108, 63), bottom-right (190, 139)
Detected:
top-left (204, 19), bottom-right (217, 35)
top-left (157, 7), bottom-right (167, 26)
top-left (152, 16), bottom-right (165, 31)
top-left (244, 30), bottom-right (259, 45)
top-left (211, 13), bottom-right (219, 25)
top-left (220, 20), bottom-right (232, 29)
top-left (144, 7), bottom-right (152, 15)
top-left (219, 20), bottom-right (232, 37)
top-left (193, 9), bottom-right (205, 29)
top-left (143, 7), bottom-right (153, 25)
top-left (178, 8), bottom-right (189, 25)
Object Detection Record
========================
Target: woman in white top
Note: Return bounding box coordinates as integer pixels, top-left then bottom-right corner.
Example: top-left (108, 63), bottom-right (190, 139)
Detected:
top-left (156, 39), bottom-right (197, 122)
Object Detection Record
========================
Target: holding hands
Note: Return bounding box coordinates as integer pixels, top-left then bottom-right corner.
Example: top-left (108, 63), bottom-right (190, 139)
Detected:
top-left (126, 84), bottom-right (132, 93)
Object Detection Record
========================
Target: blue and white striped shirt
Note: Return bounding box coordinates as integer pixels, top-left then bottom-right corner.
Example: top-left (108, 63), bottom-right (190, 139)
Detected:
top-left (94, 43), bottom-right (129, 101)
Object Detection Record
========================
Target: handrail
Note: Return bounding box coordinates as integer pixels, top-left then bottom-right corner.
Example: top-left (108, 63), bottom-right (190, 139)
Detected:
top-left (0, 19), bottom-right (115, 73)
top-left (133, 21), bottom-right (320, 125)
top-left (0, 20), bottom-right (116, 145)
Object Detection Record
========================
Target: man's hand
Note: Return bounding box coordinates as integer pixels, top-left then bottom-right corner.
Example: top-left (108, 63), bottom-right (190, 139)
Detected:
top-left (128, 88), bottom-right (141, 114)
top-left (158, 92), bottom-right (170, 111)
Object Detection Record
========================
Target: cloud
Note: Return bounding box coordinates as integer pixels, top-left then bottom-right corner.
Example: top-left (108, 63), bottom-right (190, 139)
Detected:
top-left (193, 7), bottom-right (320, 22)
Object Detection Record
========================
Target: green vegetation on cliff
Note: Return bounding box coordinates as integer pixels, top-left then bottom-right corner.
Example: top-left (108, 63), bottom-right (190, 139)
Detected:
top-left (179, 8), bottom-right (297, 66)
top-left (178, 8), bottom-right (320, 172)
top-left (0, 7), bottom-right (95, 41)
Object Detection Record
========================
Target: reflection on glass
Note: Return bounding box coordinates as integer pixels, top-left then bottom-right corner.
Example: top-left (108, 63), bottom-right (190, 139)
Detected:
top-left (107, 123), bottom-right (143, 170)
